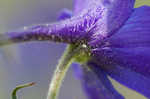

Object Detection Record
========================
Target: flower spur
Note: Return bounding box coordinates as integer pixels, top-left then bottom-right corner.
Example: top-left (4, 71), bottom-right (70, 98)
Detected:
top-left (1, 0), bottom-right (150, 99)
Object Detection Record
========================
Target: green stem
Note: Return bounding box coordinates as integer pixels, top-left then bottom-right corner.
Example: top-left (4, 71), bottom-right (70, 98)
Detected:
top-left (12, 82), bottom-right (35, 99)
top-left (47, 44), bottom-right (79, 99)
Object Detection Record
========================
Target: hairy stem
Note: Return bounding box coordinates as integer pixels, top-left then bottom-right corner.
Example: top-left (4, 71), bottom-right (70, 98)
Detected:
top-left (47, 44), bottom-right (80, 99)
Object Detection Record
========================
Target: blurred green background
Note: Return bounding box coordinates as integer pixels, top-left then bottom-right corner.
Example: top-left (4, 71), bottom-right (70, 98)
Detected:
top-left (0, 0), bottom-right (150, 99)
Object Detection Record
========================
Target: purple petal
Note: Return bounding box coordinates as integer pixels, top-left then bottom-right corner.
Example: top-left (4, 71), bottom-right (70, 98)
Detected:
top-left (73, 0), bottom-right (134, 15)
top-left (72, 62), bottom-right (124, 99)
top-left (91, 7), bottom-right (150, 95)
top-left (92, 6), bottom-right (150, 78)
top-left (57, 8), bottom-right (72, 20)
top-left (89, 50), bottom-right (150, 98)
top-left (92, 46), bottom-right (150, 81)
top-left (74, 0), bottom-right (135, 47)
top-left (99, 6), bottom-right (150, 77)
top-left (108, 6), bottom-right (150, 48)
top-left (0, 17), bottom-right (88, 46)
top-left (73, 0), bottom-right (89, 14)
top-left (105, 65), bottom-right (150, 98)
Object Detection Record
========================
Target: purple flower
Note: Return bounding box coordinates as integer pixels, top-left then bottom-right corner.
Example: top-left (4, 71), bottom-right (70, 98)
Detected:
top-left (1, 0), bottom-right (150, 99)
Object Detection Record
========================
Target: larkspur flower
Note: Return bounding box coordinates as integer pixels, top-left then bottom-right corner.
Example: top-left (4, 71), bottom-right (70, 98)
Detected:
top-left (1, 0), bottom-right (150, 99)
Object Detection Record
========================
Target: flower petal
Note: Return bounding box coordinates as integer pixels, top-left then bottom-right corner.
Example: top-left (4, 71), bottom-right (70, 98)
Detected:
top-left (73, 0), bottom-right (135, 15)
top-left (92, 5), bottom-right (150, 78)
top-left (0, 16), bottom-right (88, 46)
top-left (92, 49), bottom-right (150, 97)
top-left (97, 6), bottom-right (150, 77)
top-left (92, 46), bottom-right (150, 81)
top-left (73, 0), bottom-right (135, 47)
top-left (72, 62), bottom-right (124, 99)
top-left (57, 8), bottom-right (72, 20)
top-left (73, 0), bottom-right (89, 14)
top-left (108, 6), bottom-right (150, 48)
top-left (91, 49), bottom-right (150, 98)
top-left (105, 65), bottom-right (150, 98)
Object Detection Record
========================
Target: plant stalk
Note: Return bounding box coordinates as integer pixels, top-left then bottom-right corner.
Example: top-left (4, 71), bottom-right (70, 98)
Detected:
top-left (47, 44), bottom-right (79, 99)
top-left (12, 82), bottom-right (35, 99)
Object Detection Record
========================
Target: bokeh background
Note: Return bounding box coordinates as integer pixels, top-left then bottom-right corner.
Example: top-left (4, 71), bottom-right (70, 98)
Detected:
top-left (0, 0), bottom-right (150, 99)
